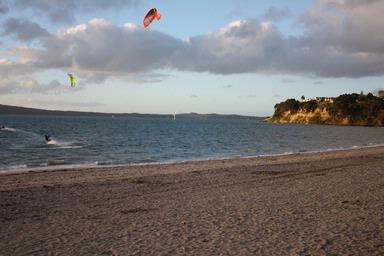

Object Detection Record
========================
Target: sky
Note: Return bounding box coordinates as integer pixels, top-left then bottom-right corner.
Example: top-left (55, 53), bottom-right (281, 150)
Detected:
top-left (1, 0), bottom-right (384, 116)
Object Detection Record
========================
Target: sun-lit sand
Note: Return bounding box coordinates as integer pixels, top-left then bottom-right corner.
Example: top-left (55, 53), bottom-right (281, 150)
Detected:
top-left (1, 147), bottom-right (384, 255)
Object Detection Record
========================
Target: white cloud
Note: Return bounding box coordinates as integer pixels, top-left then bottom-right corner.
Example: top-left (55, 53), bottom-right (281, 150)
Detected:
top-left (124, 23), bottom-right (137, 30)
top-left (9, 47), bottom-right (41, 63)
top-left (2, 0), bottom-right (384, 94)
top-left (0, 77), bottom-right (80, 95)
top-left (176, 20), bottom-right (284, 74)
top-left (28, 19), bottom-right (186, 81)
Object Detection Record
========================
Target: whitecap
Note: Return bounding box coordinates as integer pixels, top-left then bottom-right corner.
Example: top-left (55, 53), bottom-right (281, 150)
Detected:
top-left (1, 127), bottom-right (17, 132)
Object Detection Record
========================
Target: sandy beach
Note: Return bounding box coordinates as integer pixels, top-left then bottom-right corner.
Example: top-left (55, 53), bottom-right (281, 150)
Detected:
top-left (1, 147), bottom-right (384, 255)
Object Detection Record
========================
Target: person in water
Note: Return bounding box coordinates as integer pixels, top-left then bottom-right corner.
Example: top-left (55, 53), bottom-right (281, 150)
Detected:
top-left (0, 125), bottom-right (4, 129)
top-left (45, 135), bottom-right (51, 142)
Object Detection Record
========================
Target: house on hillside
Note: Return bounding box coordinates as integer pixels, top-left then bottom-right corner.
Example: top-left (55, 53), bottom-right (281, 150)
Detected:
top-left (315, 97), bottom-right (335, 103)
top-left (378, 90), bottom-right (384, 99)
top-left (300, 97), bottom-right (334, 103)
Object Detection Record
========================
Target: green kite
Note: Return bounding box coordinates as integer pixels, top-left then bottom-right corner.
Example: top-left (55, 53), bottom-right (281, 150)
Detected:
top-left (68, 73), bottom-right (76, 88)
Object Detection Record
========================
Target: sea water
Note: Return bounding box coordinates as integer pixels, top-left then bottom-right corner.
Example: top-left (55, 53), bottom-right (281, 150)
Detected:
top-left (1, 114), bottom-right (384, 171)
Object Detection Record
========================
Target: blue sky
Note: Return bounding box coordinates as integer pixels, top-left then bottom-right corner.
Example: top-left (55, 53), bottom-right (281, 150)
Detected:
top-left (1, 0), bottom-right (384, 116)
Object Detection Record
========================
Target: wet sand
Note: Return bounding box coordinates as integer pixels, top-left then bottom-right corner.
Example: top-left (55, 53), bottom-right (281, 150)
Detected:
top-left (1, 147), bottom-right (384, 255)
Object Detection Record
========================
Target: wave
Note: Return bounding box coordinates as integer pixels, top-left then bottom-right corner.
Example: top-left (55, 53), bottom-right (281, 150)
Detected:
top-left (1, 143), bottom-right (384, 174)
top-left (36, 160), bottom-right (66, 167)
top-left (1, 164), bottom-right (27, 170)
top-left (46, 139), bottom-right (82, 149)
top-left (52, 146), bottom-right (83, 149)
top-left (0, 127), bottom-right (17, 132)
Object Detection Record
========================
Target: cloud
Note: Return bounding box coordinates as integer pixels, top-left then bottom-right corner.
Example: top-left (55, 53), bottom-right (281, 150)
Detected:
top-left (320, 0), bottom-right (381, 8)
top-left (2, 18), bottom-right (50, 41)
top-left (178, 20), bottom-right (286, 74)
top-left (3, 0), bottom-right (384, 90)
top-left (47, 19), bottom-right (182, 78)
top-left (0, 77), bottom-right (80, 95)
top-left (0, 57), bottom-right (39, 78)
top-left (132, 73), bottom-right (172, 83)
top-left (0, 2), bottom-right (9, 14)
top-left (13, 0), bottom-right (142, 24)
top-left (33, 19), bottom-right (286, 79)
top-left (263, 7), bottom-right (292, 21)
top-left (5, 19), bottom-right (186, 82)
top-left (300, 0), bottom-right (384, 54)
top-left (31, 79), bottom-right (81, 94)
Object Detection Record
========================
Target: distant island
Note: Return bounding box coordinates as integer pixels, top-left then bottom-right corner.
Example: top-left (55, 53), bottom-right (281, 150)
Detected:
top-left (267, 92), bottom-right (384, 126)
top-left (0, 104), bottom-right (258, 120)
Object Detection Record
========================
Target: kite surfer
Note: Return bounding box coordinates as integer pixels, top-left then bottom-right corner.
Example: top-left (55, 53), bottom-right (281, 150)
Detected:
top-left (45, 135), bottom-right (51, 142)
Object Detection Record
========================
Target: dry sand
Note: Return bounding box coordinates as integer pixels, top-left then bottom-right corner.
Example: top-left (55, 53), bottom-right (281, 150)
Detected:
top-left (1, 147), bottom-right (384, 255)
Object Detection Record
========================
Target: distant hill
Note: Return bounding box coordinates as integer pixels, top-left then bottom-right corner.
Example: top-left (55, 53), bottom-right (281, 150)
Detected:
top-left (266, 93), bottom-right (384, 126)
top-left (0, 104), bottom-right (259, 120)
top-left (0, 104), bottom-right (111, 117)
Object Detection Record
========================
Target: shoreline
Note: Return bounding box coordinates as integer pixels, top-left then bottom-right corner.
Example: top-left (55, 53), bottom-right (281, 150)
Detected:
top-left (1, 143), bottom-right (384, 176)
top-left (1, 146), bottom-right (384, 255)
top-left (1, 145), bottom-right (384, 191)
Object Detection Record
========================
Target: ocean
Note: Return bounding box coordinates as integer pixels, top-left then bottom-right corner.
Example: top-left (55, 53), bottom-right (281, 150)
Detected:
top-left (1, 114), bottom-right (384, 172)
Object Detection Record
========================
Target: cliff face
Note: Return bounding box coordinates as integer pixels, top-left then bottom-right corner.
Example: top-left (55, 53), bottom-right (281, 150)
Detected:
top-left (267, 94), bottom-right (384, 126)
top-left (267, 107), bottom-right (349, 125)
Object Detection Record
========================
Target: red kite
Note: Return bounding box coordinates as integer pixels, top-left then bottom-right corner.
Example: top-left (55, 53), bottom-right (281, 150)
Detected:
top-left (143, 8), bottom-right (161, 28)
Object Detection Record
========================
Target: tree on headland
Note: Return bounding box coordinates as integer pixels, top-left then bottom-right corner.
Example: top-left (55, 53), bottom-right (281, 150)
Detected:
top-left (271, 93), bottom-right (384, 126)
top-left (273, 98), bottom-right (300, 117)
